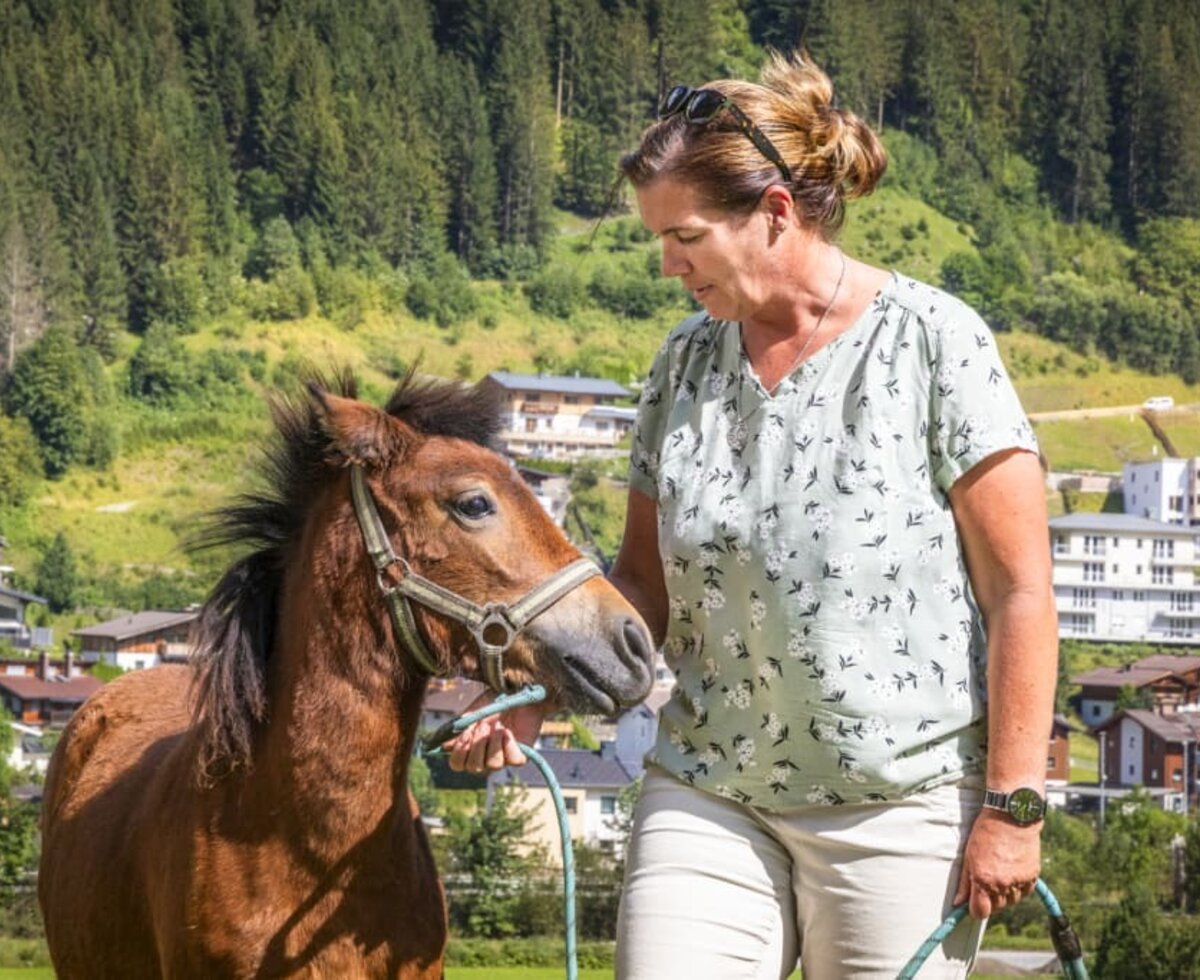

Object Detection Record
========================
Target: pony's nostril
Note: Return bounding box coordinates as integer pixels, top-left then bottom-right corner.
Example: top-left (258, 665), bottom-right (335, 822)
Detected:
top-left (620, 618), bottom-right (654, 670)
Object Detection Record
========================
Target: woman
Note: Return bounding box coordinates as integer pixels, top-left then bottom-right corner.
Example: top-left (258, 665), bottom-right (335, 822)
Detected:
top-left (450, 53), bottom-right (1057, 980)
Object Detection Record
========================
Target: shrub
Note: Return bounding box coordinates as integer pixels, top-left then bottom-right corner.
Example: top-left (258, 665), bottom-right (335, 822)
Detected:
top-left (527, 266), bottom-right (585, 318)
top-left (0, 414), bottom-right (42, 507)
top-left (128, 323), bottom-right (192, 405)
top-left (405, 254), bottom-right (477, 327)
top-left (588, 266), bottom-right (677, 319)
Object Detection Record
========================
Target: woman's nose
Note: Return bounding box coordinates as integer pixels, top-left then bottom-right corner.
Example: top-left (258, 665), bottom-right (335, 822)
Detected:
top-left (661, 241), bottom-right (690, 278)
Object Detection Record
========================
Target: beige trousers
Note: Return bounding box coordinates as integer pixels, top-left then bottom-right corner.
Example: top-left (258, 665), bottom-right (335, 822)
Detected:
top-left (616, 766), bottom-right (986, 980)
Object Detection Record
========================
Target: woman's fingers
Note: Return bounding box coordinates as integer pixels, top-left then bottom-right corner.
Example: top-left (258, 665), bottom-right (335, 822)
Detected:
top-left (446, 718), bottom-right (527, 773)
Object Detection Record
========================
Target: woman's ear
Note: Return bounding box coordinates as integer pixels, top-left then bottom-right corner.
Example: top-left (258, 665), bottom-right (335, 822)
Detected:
top-left (761, 185), bottom-right (796, 230)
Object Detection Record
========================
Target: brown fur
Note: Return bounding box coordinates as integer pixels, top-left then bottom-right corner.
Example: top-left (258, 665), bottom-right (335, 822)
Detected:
top-left (39, 372), bottom-right (653, 978)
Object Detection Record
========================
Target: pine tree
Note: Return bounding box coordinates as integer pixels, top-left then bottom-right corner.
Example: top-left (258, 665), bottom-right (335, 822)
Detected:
top-left (35, 530), bottom-right (78, 614)
top-left (3, 327), bottom-right (89, 478)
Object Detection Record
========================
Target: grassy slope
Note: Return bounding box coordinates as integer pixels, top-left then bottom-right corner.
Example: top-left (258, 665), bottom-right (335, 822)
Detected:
top-left (6, 190), bottom-right (1200, 629)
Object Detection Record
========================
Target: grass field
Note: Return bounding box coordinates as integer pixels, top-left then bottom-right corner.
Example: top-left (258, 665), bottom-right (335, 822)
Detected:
top-left (1032, 414), bottom-right (1158, 472)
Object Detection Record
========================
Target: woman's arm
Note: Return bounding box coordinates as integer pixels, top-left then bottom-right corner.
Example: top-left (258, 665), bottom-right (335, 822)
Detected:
top-left (948, 448), bottom-right (1058, 919)
top-left (609, 488), bottom-right (669, 646)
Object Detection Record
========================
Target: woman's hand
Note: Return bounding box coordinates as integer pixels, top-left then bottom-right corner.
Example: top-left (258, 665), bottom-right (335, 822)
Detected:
top-left (953, 810), bottom-right (1041, 919)
top-left (444, 695), bottom-right (549, 774)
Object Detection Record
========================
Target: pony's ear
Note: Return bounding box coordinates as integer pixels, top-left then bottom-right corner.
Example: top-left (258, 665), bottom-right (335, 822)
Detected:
top-left (308, 384), bottom-right (416, 468)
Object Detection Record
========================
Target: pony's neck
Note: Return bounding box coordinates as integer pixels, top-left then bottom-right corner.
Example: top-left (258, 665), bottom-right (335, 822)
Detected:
top-left (256, 551), bottom-right (428, 860)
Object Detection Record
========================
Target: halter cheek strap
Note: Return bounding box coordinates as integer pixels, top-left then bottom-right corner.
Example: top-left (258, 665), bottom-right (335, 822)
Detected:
top-left (349, 465), bottom-right (600, 692)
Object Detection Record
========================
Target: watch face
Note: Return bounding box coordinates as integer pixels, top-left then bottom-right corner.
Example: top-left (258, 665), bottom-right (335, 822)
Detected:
top-left (1007, 787), bottom-right (1045, 824)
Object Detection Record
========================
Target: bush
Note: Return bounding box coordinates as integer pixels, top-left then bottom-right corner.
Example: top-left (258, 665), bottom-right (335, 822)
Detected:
top-left (588, 266), bottom-right (677, 319)
top-left (405, 254), bottom-right (477, 327)
top-left (0, 414), bottom-right (42, 507)
top-left (128, 323), bottom-right (192, 405)
top-left (527, 266), bottom-right (586, 318)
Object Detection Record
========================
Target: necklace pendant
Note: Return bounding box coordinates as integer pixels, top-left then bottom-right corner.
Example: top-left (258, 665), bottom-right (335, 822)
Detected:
top-left (727, 419), bottom-right (748, 451)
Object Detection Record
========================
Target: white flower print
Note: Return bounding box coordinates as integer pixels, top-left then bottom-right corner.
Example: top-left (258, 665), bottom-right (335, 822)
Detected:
top-left (762, 713), bottom-right (785, 740)
top-left (734, 737), bottom-right (757, 769)
top-left (722, 629), bottom-right (742, 653)
top-left (792, 583), bottom-right (817, 609)
top-left (702, 657), bottom-right (720, 684)
top-left (764, 547), bottom-right (791, 577)
top-left (806, 785), bottom-right (837, 805)
top-left (669, 597), bottom-right (689, 621)
top-left (668, 728), bottom-right (687, 751)
top-left (673, 509), bottom-right (696, 537)
top-left (700, 586), bottom-right (726, 611)
top-left (757, 662), bottom-right (776, 686)
top-left (787, 629), bottom-right (810, 659)
top-left (723, 681), bottom-right (753, 710)
top-left (718, 495), bottom-right (745, 525)
top-left (838, 595), bottom-right (871, 621)
top-left (807, 505), bottom-right (832, 536)
top-left (755, 511), bottom-right (779, 540)
top-left (698, 545), bottom-right (721, 570)
top-left (768, 764), bottom-right (793, 789)
top-left (869, 676), bottom-right (898, 702)
top-left (864, 717), bottom-right (897, 743)
top-left (717, 785), bottom-right (737, 801)
top-left (759, 422), bottom-right (785, 449)
top-left (733, 542), bottom-right (752, 566)
top-left (842, 761), bottom-right (867, 783)
top-left (698, 745), bottom-right (722, 769)
top-left (749, 594), bottom-right (767, 630)
top-left (708, 370), bottom-right (729, 396)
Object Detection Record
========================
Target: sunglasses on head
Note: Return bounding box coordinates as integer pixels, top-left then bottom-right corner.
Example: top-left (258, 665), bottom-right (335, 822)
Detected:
top-left (659, 84), bottom-right (793, 185)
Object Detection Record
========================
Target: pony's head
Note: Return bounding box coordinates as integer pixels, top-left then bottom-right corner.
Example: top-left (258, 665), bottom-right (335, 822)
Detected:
top-left (191, 369), bottom-right (654, 778)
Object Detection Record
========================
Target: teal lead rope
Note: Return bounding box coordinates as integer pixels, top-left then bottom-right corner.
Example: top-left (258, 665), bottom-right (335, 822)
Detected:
top-left (421, 686), bottom-right (578, 980)
top-left (897, 877), bottom-right (1088, 979)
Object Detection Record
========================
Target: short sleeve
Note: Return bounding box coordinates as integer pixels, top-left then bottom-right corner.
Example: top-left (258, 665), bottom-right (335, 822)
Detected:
top-left (628, 339), bottom-right (672, 500)
top-left (929, 308), bottom-right (1039, 493)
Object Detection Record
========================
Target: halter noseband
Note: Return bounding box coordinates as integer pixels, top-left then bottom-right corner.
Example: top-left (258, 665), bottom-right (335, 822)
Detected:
top-left (349, 465), bottom-right (601, 692)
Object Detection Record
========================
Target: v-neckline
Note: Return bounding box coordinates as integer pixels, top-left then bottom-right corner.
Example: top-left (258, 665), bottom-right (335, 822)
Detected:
top-left (735, 271), bottom-right (897, 403)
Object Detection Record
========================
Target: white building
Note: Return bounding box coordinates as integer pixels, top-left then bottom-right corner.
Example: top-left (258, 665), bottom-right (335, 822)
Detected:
top-left (481, 372), bottom-right (636, 459)
top-left (73, 610), bottom-right (198, 670)
top-left (1123, 457), bottom-right (1200, 525)
top-left (1050, 513), bottom-right (1200, 643)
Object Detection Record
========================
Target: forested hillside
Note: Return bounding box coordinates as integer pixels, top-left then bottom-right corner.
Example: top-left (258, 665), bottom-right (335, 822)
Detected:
top-left (2, 0), bottom-right (1200, 614)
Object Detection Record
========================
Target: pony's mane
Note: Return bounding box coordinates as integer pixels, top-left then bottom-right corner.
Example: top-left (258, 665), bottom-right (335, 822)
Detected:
top-left (190, 367), bottom-right (504, 782)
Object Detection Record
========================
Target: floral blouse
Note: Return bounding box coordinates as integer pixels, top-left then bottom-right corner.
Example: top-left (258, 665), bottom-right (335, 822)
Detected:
top-left (629, 273), bottom-right (1039, 809)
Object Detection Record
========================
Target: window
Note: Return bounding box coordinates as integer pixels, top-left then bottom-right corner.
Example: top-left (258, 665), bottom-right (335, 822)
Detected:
top-left (1054, 534), bottom-right (1068, 555)
top-left (1072, 588), bottom-right (1096, 608)
top-left (564, 395), bottom-right (579, 405)
top-left (600, 795), bottom-right (616, 815)
top-left (1134, 591), bottom-right (1147, 601)
top-left (1047, 756), bottom-right (1055, 769)
top-left (1129, 764), bottom-right (1135, 776)
top-left (1084, 562), bottom-right (1105, 583)
top-left (564, 797), bottom-right (578, 813)
top-left (1137, 565), bottom-right (1144, 575)
top-left (1112, 564), bottom-right (1119, 575)
top-left (1171, 592), bottom-right (1195, 611)
top-left (1112, 537), bottom-right (1119, 547)
top-left (1152, 565), bottom-right (1174, 584)
top-left (1112, 590), bottom-right (1124, 601)
top-left (525, 418), bottom-right (537, 432)
top-left (1174, 769), bottom-right (1184, 782)
top-left (1129, 736), bottom-right (1136, 748)
top-left (1153, 539), bottom-right (1175, 558)
top-left (1084, 536), bottom-right (1106, 556)
top-left (1170, 495), bottom-right (1184, 511)
top-left (1151, 768), bottom-right (1159, 780)
top-left (524, 392), bottom-right (540, 402)
top-left (1091, 705), bottom-right (1102, 718)
top-left (1137, 539), bottom-right (1144, 549)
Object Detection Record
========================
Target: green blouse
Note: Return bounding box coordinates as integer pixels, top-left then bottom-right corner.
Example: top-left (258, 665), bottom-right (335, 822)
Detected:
top-left (629, 273), bottom-right (1039, 809)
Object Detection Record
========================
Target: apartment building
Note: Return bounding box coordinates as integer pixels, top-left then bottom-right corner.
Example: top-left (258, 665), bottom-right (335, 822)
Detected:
top-left (1050, 513), bottom-right (1200, 643)
top-left (1123, 457), bottom-right (1200, 525)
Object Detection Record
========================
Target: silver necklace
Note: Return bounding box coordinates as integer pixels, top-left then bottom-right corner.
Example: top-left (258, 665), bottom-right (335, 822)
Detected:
top-left (727, 250), bottom-right (848, 452)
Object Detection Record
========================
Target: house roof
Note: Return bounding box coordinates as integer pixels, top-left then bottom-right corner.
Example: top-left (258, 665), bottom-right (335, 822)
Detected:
top-left (72, 610), bottom-right (198, 641)
top-left (422, 680), bottom-right (486, 715)
top-left (1097, 708), bottom-right (1200, 742)
top-left (1048, 513), bottom-right (1193, 534)
top-left (485, 371), bottom-right (630, 399)
top-left (584, 406), bottom-right (638, 421)
top-left (490, 748), bottom-right (637, 790)
top-left (0, 674), bottom-right (102, 703)
top-left (0, 584), bottom-right (47, 605)
top-left (1073, 654), bottom-right (1200, 688)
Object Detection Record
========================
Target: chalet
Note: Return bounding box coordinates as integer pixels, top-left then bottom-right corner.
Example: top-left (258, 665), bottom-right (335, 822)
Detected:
top-left (1072, 653), bottom-right (1200, 727)
top-left (73, 610), bottom-right (198, 670)
top-left (1094, 708), bottom-right (1200, 811)
top-left (489, 745), bottom-right (637, 861)
top-left (480, 372), bottom-right (635, 459)
top-left (0, 584), bottom-right (48, 650)
top-left (1047, 714), bottom-right (1074, 785)
top-left (0, 652), bottom-right (101, 727)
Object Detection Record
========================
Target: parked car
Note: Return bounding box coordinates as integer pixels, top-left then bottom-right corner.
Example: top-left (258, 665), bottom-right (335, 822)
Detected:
top-left (1142, 395), bottom-right (1174, 411)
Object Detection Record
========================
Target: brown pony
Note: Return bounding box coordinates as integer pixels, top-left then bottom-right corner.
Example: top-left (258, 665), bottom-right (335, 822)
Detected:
top-left (38, 371), bottom-right (654, 979)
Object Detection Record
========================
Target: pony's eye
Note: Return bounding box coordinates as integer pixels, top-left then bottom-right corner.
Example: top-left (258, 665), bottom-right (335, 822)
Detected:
top-left (453, 493), bottom-right (494, 521)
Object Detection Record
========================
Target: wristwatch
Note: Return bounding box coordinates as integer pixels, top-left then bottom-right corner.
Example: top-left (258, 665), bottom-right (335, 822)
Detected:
top-left (983, 786), bottom-right (1046, 826)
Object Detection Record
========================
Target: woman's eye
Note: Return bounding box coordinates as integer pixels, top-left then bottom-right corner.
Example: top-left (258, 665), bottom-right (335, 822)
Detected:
top-left (454, 493), bottom-right (494, 520)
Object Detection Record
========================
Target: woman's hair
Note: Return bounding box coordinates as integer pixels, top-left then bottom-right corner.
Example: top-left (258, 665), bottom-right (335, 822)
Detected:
top-left (620, 52), bottom-right (887, 235)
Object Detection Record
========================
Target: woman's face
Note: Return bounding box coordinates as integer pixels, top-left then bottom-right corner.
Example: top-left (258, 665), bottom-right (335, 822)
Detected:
top-left (635, 177), bottom-right (774, 323)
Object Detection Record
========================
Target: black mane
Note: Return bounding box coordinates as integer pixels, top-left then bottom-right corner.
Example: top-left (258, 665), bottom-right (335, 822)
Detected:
top-left (190, 368), bottom-right (504, 781)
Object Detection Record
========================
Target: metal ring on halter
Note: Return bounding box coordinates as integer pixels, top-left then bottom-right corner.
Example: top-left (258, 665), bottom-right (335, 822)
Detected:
top-left (375, 556), bottom-right (411, 596)
top-left (471, 605), bottom-right (518, 655)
